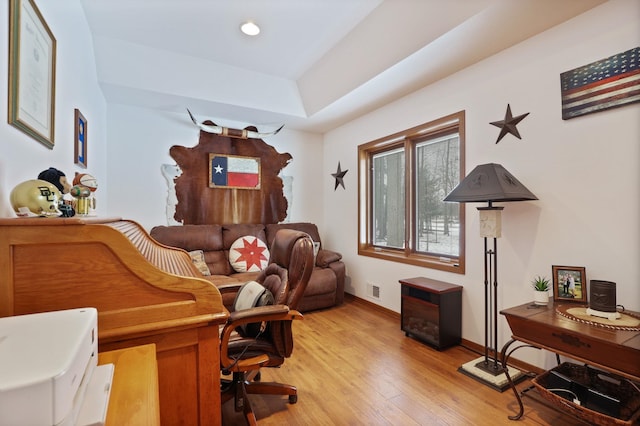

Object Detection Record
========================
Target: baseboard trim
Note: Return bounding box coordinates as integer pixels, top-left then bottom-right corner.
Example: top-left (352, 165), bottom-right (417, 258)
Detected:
top-left (345, 293), bottom-right (400, 320)
top-left (345, 292), bottom-right (544, 375)
top-left (459, 339), bottom-right (544, 376)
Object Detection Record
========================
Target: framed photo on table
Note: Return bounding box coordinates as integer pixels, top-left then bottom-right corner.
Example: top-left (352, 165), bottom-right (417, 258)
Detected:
top-left (74, 109), bottom-right (87, 168)
top-left (7, 0), bottom-right (57, 149)
top-left (552, 265), bottom-right (587, 303)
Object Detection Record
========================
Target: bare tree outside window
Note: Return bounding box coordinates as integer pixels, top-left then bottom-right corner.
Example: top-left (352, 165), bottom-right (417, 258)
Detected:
top-left (373, 148), bottom-right (405, 249)
top-left (416, 134), bottom-right (460, 257)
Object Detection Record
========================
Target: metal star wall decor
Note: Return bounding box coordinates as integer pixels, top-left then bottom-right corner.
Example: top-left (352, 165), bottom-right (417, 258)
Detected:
top-left (332, 162), bottom-right (348, 190)
top-left (490, 104), bottom-right (530, 144)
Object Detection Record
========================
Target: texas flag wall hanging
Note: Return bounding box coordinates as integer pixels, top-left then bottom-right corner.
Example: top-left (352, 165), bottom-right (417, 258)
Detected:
top-left (209, 154), bottom-right (261, 189)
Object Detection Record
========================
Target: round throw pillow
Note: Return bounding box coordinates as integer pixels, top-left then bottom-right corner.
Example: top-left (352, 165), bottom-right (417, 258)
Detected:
top-left (229, 236), bottom-right (270, 272)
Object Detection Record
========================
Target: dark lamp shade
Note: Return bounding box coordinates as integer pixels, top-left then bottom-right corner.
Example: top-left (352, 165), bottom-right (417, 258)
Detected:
top-left (444, 163), bottom-right (537, 203)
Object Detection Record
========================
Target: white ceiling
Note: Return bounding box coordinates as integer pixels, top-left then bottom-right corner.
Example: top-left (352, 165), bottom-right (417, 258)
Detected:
top-left (80, 0), bottom-right (606, 134)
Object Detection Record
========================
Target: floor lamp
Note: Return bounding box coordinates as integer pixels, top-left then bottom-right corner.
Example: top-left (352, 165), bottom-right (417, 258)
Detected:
top-left (444, 163), bottom-right (537, 391)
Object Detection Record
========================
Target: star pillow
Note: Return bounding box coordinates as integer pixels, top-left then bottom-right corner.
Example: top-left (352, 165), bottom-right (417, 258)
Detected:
top-left (229, 236), bottom-right (270, 273)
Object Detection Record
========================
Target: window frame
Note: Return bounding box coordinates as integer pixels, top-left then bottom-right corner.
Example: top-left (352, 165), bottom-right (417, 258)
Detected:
top-left (357, 111), bottom-right (465, 274)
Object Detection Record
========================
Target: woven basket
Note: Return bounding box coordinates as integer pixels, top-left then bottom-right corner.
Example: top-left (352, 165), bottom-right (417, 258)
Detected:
top-left (532, 363), bottom-right (640, 426)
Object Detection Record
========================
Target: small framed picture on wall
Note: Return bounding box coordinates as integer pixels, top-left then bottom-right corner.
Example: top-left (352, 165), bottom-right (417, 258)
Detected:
top-left (74, 109), bottom-right (87, 168)
top-left (552, 265), bottom-right (587, 303)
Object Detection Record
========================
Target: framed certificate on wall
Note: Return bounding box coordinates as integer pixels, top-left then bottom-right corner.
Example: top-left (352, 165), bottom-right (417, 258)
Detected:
top-left (8, 0), bottom-right (57, 148)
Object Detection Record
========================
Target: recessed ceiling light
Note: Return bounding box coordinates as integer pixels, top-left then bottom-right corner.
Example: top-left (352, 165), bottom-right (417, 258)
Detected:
top-left (240, 21), bottom-right (260, 36)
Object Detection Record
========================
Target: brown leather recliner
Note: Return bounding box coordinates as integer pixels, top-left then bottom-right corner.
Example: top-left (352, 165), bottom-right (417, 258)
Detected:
top-left (219, 229), bottom-right (314, 425)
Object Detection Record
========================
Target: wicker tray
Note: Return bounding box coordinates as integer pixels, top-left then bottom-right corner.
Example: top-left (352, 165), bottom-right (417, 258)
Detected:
top-left (532, 363), bottom-right (640, 425)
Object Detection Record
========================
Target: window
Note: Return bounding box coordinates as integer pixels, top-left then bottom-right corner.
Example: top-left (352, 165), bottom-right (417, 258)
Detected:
top-left (358, 111), bottom-right (465, 273)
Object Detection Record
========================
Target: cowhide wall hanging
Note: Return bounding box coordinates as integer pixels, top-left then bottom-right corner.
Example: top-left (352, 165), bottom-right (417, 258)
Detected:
top-left (170, 112), bottom-right (291, 225)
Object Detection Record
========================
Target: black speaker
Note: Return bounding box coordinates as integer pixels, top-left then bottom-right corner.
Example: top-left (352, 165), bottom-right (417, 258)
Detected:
top-left (589, 280), bottom-right (616, 312)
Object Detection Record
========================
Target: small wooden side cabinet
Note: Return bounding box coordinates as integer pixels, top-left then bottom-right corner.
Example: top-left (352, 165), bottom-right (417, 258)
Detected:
top-left (98, 344), bottom-right (160, 425)
top-left (399, 277), bottom-right (462, 350)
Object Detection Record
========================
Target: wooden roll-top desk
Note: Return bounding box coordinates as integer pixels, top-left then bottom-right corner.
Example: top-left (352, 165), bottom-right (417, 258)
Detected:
top-left (0, 217), bottom-right (229, 425)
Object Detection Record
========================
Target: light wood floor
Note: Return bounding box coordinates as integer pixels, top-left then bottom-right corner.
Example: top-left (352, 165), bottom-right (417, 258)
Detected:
top-left (222, 295), bottom-right (589, 425)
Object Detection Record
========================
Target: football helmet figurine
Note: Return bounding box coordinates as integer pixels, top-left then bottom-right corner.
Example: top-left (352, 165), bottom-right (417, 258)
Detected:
top-left (10, 179), bottom-right (63, 217)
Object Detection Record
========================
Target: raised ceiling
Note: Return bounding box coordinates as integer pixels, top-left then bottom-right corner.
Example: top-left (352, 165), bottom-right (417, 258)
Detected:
top-left (80, 0), bottom-right (606, 133)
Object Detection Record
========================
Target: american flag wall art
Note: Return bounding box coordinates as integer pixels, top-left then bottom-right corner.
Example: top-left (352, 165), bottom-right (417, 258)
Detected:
top-left (560, 47), bottom-right (640, 120)
top-left (209, 154), bottom-right (261, 189)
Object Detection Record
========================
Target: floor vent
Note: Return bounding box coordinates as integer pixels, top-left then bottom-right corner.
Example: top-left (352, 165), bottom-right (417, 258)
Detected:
top-left (367, 283), bottom-right (380, 299)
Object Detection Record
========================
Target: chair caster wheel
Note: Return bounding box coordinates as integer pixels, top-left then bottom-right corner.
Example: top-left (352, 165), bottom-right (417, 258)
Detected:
top-left (289, 394), bottom-right (297, 404)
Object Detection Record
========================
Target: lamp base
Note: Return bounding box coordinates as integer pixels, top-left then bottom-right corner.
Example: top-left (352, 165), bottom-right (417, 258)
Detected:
top-left (458, 356), bottom-right (524, 392)
top-left (474, 358), bottom-right (504, 376)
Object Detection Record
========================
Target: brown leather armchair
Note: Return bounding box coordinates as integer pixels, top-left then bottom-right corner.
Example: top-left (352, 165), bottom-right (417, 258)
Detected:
top-left (219, 229), bottom-right (314, 425)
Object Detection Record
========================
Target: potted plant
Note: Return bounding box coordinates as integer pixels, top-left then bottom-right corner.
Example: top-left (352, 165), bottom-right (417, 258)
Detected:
top-left (531, 275), bottom-right (550, 305)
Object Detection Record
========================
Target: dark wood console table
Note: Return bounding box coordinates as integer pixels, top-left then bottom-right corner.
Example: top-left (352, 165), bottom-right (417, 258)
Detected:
top-left (499, 301), bottom-right (640, 420)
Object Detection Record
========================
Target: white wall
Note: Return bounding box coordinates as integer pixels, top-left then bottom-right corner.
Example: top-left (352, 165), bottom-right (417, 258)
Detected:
top-left (323, 0), bottom-right (639, 369)
top-left (0, 0), bottom-right (107, 216)
top-left (105, 105), bottom-right (325, 231)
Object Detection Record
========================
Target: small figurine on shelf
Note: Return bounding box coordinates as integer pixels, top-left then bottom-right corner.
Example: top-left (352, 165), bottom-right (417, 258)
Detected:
top-left (72, 173), bottom-right (98, 216)
top-left (37, 167), bottom-right (75, 217)
top-left (37, 167), bottom-right (72, 194)
top-left (73, 173), bottom-right (98, 192)
top-left (70, 185), bottom-right (92, 215)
